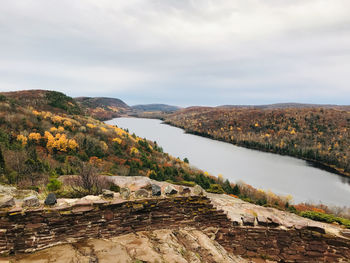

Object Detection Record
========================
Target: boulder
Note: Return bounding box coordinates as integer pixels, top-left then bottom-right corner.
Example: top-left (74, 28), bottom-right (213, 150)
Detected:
top-left (23, 195), bottom-right (40, 207)
top-left (0, 195), bottom-right (15, 208)
top-left (120, 187), bottom-right (130, 199)
top-left (151, 184), bottom-right (161, 196)
top-left (193, 185), bottom-right (204, 195)
top-left (102, 189), bottom-right (114, 199)
top-left (135, 189), bottom-right (149, 198)
top-left (44, 193), bottom-right (57, 206)
top-left (180, 187), bottom-right (191, 195)
top-left (164, 185), bottom-right (178, 195)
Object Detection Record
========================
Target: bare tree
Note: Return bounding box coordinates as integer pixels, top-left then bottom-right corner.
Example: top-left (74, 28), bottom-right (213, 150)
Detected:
top-left (67, 163), bottom-right (109, 195)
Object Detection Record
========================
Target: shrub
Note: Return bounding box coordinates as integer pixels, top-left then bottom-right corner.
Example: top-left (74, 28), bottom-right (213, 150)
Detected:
top-left (165, 180), bottom-right (196, 187)
top-left (207, 184), bottom-right (225, 194)
top-left (300, 211), bottom-right (350, 229)
top-left (109, 184), bottom-right (120, 192)
top-left (47, 178), bottom-right (62, 191)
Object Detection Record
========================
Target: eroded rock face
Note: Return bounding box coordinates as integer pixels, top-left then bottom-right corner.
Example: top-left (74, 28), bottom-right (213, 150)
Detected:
top-left (0, 195), bottom-right (15, 208)
top-left (120, 187), bottom-right (130, 199)
top-left (44, 193), bottom-right (57, 206)
top-left (164, 185), bottom-right (178, 195)
top-left (23, 195), bottom-right (39, 207)
top-left (151, 184), bottom-right (161, 196)
top-left (10, 228), bottom-right (248, 263)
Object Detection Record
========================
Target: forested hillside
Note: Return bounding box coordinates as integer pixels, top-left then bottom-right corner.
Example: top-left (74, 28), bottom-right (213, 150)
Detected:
top-left (75, 96), bottom-right (131, 120)
top-left (165, 107), bottom-right (350, 177)
top-left (0, 90), bottom-right (223, 197)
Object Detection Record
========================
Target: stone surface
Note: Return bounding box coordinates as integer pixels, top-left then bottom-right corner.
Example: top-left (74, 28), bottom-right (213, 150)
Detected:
top-left (193, 185), bottom-right (204, 195)
top-left (135, 189), bottom-right (149, 198)
top-left (164, 185), bottom-right (178, 195)
top-left (120, 187), bottom-right (130, 199)
top-left (23, 195), bottom-right (39, 207)
top-left (102, 189), bottom-right (114, 199)
top-left (44, 193), bottom-right (57, 206)
top-left (0, 195), bottom-right (15, 208)
top-left (10, 229), bottom-right (248, 263)
top-left (151, 184), bottom-right (161, 196)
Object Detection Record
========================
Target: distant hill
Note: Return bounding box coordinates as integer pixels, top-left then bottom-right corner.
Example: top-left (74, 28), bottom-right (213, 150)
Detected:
top-left (218, 103), bottom-right (350, 110)
top-left (75, 97), bottom-right (131, 120)
top-left (0, 89), bottom-right (82, 114)
top-left (132, 104), bottom-right (181, 113)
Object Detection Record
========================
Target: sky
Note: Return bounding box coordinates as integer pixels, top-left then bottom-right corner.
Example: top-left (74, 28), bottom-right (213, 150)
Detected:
top-left (0, 0), bottom-right (349, 106)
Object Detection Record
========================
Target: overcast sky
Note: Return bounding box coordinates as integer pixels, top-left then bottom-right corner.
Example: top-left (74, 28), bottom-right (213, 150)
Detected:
top-left (0, 0), bottom-right (349, 106)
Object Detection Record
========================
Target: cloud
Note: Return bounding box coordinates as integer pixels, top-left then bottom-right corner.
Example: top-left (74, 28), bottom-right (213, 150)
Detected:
top-left (0, 0), bottom-right (349, 105)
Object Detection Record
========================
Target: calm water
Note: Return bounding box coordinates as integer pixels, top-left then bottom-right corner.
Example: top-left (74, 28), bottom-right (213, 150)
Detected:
top-left (107, 118), bottom-right (350, 207)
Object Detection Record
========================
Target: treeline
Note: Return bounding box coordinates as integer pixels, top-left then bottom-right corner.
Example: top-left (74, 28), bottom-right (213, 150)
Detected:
top-left (165, 107), bottom-right (350, 176)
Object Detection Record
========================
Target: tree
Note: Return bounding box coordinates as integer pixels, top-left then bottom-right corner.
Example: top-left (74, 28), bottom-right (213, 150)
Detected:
top-left (232, 184), bottom-right (240, 196)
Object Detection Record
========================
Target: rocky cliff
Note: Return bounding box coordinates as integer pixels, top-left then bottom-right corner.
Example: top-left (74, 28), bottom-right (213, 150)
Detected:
top-left (1, 177), bottom-right (350, 262)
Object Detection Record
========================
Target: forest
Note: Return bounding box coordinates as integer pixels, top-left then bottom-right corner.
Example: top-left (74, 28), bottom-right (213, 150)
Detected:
top-left (165, 107), bottom-right (350, 177)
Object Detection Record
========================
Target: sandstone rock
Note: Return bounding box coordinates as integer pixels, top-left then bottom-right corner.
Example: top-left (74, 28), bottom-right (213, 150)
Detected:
top-left (164, 185), bottom-right (178, 195)
top-left (242, 215), bottom-right (256, 226)
top-left (135, 189), bottom-right (149, 198)
top-left (0, 195), bottom-right (15, 208)
top-left (151, 184), bottom-right (161, 196)
top-left (193, 185), bottom-right (204, 195)
top-left (23, 195), bottom-right (40, 207)
top-left (341, 229), bottom-right (350, 238)
top-left (306, 225), bottom-right (326, 234)
top-left (44, 193), bottom-right (57, 206)
top-left (102, 189), bottom-right (114, 199)
top-left (0, 184), bottom-right (16, 195)
top-left (120, 187), bottom-right (130, 199)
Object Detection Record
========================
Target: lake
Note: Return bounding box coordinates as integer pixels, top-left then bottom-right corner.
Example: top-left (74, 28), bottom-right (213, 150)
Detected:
top-left (106, 117), bottom-right (350, 207)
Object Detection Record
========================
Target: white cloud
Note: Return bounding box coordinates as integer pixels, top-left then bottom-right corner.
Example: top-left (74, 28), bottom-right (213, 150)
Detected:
top-left (0, 0), bottom-right (349, 105)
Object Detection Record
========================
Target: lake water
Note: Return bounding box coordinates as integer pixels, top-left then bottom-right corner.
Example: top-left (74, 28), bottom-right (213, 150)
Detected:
top-left (106, 117), bottom-right (350, 207)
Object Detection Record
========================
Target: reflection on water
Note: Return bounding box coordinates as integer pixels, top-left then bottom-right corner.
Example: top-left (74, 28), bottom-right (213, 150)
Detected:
top-left (106, 118), bottom-right (350, 207)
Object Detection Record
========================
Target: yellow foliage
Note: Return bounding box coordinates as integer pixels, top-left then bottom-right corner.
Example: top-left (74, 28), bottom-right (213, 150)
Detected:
top-left (63, 120), bottom-right (72, 127)
top-left (17, 134), bottom-right (28, 146)
top-left (86, 123), bottom-right (96, 129)
top-left (68, 139), bottom-right (79, 150)
top-left (130, 147), bottom-right (139, 155)
top-left (44, 131), bottom-right (54, 141)
top-left (43, 112), bottom-right (52, 119)
top-left (32, 110), bottom-right (40, 116)
top-left (58, 126), bottom-right (65, 132)
top-left (52, 115), bottom-right (63, 123)
top-left (254, 123), bottom-right (259, 127)
top-left (28, 132), bottom-right (41, 142)
top-left (100, 141), bottom-right (108, 152)
top-left (112, 137), bottom-right (122, 144)
top-left (290, 129), bottom-right (296, 135)
top-left (114, 127), bottom-right (127, 136)
top-left (50, 127), bottom-right (58, 133)
top-left (44, 131), bottom-right (77, 152)
top-left (100, 127), bottom-right (108, 133)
